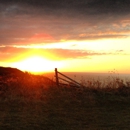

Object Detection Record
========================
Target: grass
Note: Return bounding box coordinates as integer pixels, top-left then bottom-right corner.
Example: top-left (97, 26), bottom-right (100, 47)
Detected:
top-left (0, 72), bottom-right (130, 130)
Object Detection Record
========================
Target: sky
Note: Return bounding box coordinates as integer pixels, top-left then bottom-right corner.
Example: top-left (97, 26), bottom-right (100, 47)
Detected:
top-left (0, 0), bottom-right (130, 73)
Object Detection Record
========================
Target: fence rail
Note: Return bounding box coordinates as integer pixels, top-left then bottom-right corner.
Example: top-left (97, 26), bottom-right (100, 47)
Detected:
top-left (55, 68), bottom-right (84, 87)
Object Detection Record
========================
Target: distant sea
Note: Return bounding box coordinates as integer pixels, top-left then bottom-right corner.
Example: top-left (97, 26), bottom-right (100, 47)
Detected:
top-left (43, 72), bottom-right (130, 84)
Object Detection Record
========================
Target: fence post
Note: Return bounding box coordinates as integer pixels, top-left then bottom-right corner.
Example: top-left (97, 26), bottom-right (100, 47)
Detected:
top-left (55, 68), bottom-right (59, 86)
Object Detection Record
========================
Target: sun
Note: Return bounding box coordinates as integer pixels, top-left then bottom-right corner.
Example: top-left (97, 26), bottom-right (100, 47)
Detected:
top-left (11, 56), bottom-right (62, 74)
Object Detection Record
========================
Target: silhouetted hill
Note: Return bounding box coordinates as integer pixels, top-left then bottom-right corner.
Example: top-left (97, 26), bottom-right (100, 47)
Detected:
top-left (0, 66), bottom-right (25, 77)
top-left (0, 66), bottom-right (54, 84)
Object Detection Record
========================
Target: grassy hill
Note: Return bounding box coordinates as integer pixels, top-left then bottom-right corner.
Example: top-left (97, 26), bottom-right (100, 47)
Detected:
top-left (0, 66), bottom-right (24, 76)
top-left (0, 66), bottom-right (130, 129)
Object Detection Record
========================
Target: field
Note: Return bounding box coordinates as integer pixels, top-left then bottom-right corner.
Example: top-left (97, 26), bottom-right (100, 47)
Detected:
top-left (0, 69), bottom-right (130, 130)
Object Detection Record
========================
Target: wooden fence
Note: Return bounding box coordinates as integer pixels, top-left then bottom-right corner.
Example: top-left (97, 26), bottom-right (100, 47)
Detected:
top-left (55, 68), bottom-right (84, 87)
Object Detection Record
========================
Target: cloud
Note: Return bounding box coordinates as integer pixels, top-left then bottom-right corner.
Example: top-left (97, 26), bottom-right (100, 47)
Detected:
top-left (11, 0), bottom-right (130, 17)
top-left (0, 46), bottom-right (126, 61)
top-left (1, 0), bottom-right (130, 20)
top-left (0, 0), bottom-right (130, 45)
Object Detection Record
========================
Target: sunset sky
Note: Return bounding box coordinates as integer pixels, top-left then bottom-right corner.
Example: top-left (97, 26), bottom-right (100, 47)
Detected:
top-left (0, 0), bottom-right (130, 74)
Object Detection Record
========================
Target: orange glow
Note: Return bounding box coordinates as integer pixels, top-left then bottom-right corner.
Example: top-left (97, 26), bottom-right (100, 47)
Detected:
top-left (1, 37), bottom-right (130, 74)
top-left (11, 56), bottom-right (63, 74)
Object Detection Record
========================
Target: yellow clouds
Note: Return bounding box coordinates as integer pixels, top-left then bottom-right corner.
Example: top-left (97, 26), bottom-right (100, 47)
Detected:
top-left (0, 45), bottom-right (127, 62)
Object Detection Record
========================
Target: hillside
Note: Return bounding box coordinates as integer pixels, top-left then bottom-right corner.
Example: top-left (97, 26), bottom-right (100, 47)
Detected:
top-left (0, 66), bottom-right (25, 77)
top-left (0, 67), bottom-right (130, 129)
top-left (0, 66), bottom-right (54, 95)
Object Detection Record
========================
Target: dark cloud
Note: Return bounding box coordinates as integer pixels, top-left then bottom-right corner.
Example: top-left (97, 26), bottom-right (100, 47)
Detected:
top-left (0, 0), bottom-right (130, 45)
top-left (2, 0), bottom-right (130, 15)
